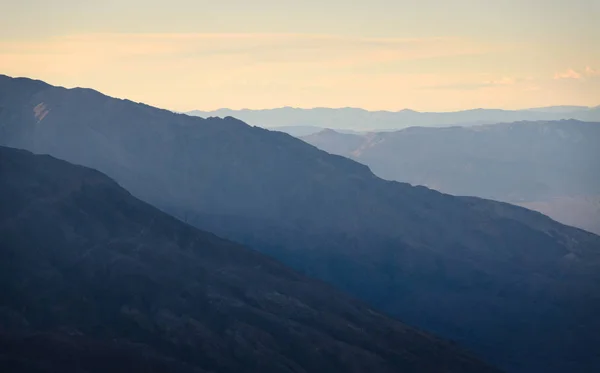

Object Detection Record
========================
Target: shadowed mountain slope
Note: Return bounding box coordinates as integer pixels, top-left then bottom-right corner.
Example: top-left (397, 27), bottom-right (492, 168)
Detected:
top-left (1, 75), bottom-right (599, 373)
top-left (0, 146), bottom-right (500, 373)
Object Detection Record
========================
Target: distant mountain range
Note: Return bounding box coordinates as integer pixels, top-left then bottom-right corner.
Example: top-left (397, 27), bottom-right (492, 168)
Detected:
top-left (0, 146), bottom-right (500, 373)
top-left (301, 121), bottom-right (600, 234)
top-left (2, 75), bottom-right (600, 373)
top-left (186, 105), bottom-right (600, 133)
top-left (265, 125), bottom-right (363, 137)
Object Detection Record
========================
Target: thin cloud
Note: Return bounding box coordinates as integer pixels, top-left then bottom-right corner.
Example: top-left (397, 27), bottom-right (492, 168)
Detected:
top-left (585, 66), bottom-right (600, 77)
top-left (422, 83), bottom-right (496, 91)
top-left (482, 77), bottom-right (516, 86)
top-left (554, 68), bottom-right (582, 80)
top-left (422, 76), bottom-right (518, 91)
top-left (553, 67), bottom-right (600, 80)
top-left (0, 33), bottom-right (500, 70)
top-left (5, 33), bottom-right (580, 112)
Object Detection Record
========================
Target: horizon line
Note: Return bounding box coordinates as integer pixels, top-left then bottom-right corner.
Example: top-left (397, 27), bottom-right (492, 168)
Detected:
top-left (184, 104), bottom-right (600, 114)
top-left (2, 73), bottom-right (598, 115)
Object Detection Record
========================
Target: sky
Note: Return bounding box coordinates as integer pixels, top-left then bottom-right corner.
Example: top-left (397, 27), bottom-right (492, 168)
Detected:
top-left (1, 0), bottom-right (599, 111)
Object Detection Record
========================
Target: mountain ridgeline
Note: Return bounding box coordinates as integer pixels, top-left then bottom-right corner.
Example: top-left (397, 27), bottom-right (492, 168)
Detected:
top-left (187, 105), bottom-right (600, 132)
top-left (301, 123), bottom-right (600, 234)
top-left (1, 75), bottom-right (600, 373)
top-left (0, 146), bottom-right (500, 373)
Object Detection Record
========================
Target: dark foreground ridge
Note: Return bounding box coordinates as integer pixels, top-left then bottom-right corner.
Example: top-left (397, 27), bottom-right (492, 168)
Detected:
top-left (1, 75), bottom-right (599, 372)
top-left (0, 146), bottom-right (499, 373)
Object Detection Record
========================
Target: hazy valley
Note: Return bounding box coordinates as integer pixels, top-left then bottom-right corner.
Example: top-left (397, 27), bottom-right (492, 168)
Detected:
top-left (300, 122), bottom-right (600, 234)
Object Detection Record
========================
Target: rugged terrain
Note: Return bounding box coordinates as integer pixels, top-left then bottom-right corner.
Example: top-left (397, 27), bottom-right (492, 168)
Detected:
top-left (1, 75), bottom-right (599, 372)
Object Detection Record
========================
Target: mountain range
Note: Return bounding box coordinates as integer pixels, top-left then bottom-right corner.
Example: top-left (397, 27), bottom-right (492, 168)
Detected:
top-left (300, 122), bottom-right (600, 234)
top-left (0, 146), bottom-right (501, 373)
top-left (186, 106), bottom-right (600, 133)
top-left (1, 75), bottom-right (600, 373)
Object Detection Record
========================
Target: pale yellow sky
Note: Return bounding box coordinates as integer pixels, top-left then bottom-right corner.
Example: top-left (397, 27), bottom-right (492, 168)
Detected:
top-left (1, 0), bottom-right (599, 111)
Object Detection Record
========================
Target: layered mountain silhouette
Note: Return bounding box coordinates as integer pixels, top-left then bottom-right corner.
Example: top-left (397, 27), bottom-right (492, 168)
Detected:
top-left (301, 123), bottom-right (600, 234)
top-left (187, 105), bottom-right (600, 132)
top-left (1, 75), bottom-right (600, 373)
top-left (0, 146), bottom-right (500, 373)
top-left (268, 126), bottom-right (363, 137)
